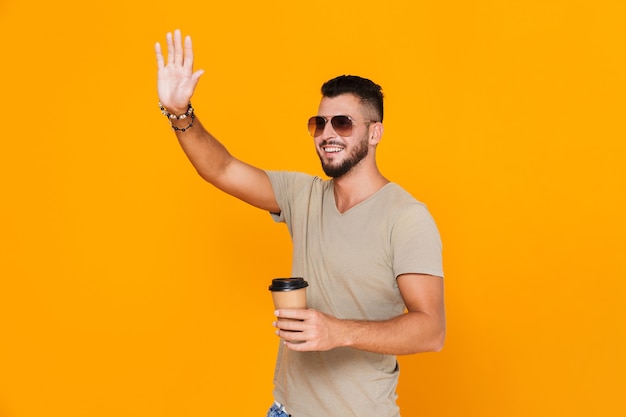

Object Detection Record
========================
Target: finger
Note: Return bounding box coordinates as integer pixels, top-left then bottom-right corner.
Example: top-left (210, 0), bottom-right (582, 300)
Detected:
top-left (174, 29), bottom-right (183, 66)
top-left (155, 42), bottom-right (164, 69)
top-left (276, 319), bottom-right (304, 332)
top-left (276, 309), bottom-right (308, 320)
top-left (165, 32), bottom-right (174, 65)
top-left (183, 35), bottom-right (194, 70)
top-left (191, 69), bottom-right (205, 84)
top-left (277, 329), bottom-right (306, 343)
top-left (284, 338), bottom-right (310, 350)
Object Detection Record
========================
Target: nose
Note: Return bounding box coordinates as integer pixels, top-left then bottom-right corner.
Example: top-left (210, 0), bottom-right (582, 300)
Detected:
top-left (320, 119), bottom-right (337, 139)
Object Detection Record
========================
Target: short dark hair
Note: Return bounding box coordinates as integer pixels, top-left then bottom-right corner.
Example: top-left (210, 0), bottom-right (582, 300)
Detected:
top-left (321, 75), bottom-right (384, 122)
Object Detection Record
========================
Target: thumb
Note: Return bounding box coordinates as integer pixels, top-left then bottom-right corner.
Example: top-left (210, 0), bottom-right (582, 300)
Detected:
top-left (191, 69), bottom-right (205, 84)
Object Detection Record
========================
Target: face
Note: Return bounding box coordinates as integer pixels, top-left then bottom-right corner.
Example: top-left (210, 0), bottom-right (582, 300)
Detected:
top-left (313, 94), bottom-right (374, 178)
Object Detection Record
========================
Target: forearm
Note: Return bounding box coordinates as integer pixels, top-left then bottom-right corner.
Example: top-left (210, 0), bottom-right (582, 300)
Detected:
top-left (337, 311), bottom-right (446, 355)
top-left (278, 308), bottom-right (446, 355)
top-left (169, 115), bottom-right (234, 184)
top-left (168, 113), bottom-right (279, 212)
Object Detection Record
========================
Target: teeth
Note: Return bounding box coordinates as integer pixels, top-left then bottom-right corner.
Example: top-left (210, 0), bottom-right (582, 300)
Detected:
top-left (324, 147), bottom-right (343, 153)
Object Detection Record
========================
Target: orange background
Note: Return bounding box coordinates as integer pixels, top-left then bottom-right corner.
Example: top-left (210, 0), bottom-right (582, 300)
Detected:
top-left (1, 1), bottom-right (624, 416)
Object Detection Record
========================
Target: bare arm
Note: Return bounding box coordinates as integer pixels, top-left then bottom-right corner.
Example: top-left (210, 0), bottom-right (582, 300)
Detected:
top-left (155, 30), bottom-right (279, 213)
top-left (274, 273), bottom-right (446, 355)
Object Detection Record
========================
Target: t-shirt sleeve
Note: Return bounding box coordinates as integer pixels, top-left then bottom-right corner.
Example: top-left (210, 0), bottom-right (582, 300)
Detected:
top-left (265, 170), bottom-right (315, 225)
top-left (392, 203), bottom-right (444, 278)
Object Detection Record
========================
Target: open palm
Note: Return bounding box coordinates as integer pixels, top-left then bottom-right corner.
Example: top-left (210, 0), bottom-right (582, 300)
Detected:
top-left (155, 30), bottom-right (204, 114)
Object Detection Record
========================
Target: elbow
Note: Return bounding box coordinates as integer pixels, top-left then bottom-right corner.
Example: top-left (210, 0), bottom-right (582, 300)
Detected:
top-left (421, 325), bottom-right (446, 354)
top-left (196, 168), bottom-right (214, 183)
top-left (400, 312), bottom-right (446, 355)
top-left (420, 313), bottom-right (447, 353)
top-left (430, 328), bottom-right (446, 352)
top-left (429, 314), bottom-right (447, 352)
top-left (403, 327), bottom-right (446, 355)
top-left (431, 317), bottom-right (447, 352)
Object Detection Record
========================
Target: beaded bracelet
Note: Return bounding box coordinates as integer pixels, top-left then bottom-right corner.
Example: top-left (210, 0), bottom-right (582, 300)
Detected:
top-left (170, 111), bottom-right (195, 132)
top-left (159, 101), bottom-right (194, 120)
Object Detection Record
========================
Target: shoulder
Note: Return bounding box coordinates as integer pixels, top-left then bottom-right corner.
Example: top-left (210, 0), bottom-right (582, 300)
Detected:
top-left (266, 170), bottom-right (324, 186)
top-left (376, 183), bottom-right (428, 212)
top-left (265, 170), bottom-right (331, 200)
top-left (266, 170), bottom-right (311, 180)
top-left (374, 184), bottom-right (438, 230)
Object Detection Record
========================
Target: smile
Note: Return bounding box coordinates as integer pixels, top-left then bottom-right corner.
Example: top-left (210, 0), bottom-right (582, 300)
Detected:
top-left (322, 146), bottom-right (344, 153)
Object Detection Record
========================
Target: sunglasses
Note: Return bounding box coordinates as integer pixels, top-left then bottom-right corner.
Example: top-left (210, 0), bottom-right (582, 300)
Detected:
top-left (307, 115), bottom-right (375, 137)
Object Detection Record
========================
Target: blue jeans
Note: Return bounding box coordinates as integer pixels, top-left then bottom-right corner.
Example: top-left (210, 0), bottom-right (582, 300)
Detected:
top-left (267, 402), bottom-right (290, 417)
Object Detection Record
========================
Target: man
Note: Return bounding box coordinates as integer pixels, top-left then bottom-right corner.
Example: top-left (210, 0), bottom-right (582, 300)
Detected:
top-left (155, 30), bottom-right (445, 417)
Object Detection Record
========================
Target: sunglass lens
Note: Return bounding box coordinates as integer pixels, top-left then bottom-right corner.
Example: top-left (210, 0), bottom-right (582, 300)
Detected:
top-left (331, 116), bottom-right (353, 136)
top-left (307, 115), bottom-right (354, 137)
top-left (308, 116), bottom-right (326, 137)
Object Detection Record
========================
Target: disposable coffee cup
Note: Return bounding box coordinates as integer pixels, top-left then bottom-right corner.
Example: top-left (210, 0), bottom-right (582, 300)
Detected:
top-left (269, 277), bottom-right (308, 310)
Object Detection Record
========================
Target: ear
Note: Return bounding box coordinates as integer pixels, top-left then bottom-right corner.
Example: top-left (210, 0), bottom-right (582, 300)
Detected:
top-left (369, 122), bottom-right (384, 146)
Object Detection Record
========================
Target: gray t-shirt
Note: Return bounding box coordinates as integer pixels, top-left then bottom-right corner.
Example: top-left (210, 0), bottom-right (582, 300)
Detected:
top-left (266, 171), bottom-right (443, 417)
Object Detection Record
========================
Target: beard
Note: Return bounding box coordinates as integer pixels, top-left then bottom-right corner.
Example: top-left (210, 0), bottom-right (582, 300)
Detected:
top-left (318, 136), bottom-right (369, 178)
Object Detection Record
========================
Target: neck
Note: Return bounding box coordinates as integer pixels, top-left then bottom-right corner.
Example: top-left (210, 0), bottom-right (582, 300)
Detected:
top-left (332, 164), bottom-right (389, 213)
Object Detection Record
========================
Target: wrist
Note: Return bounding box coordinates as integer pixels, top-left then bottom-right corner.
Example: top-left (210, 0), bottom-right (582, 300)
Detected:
top-left (332, 317), bottom-right (358, 349)
top-left (159, 102), bottom-right (193, 120)
top-left (158, 101), bottom-right (196, 133)
top-left (169, 111), bottom-right (195, 133)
